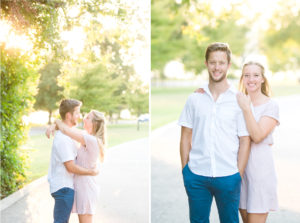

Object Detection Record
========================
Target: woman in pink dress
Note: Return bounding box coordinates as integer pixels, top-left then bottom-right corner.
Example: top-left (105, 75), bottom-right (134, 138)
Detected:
top-left (48, 110), bottom-right (106, 223)
top-left (195, 61), bottom-right (280, 223)
top-left (236, 61), bottom-right (279, 223)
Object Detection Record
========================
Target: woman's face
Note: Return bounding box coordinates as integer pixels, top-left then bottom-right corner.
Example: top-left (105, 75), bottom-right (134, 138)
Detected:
top-left (83, 111), bottom-right (94, 134)
top-left (242, 64), bottom-right (264, 93)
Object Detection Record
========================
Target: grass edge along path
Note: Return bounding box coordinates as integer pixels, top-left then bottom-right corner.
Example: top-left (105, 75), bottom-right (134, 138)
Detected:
top-left (26, 122), bottom-right (149, 182)
top-left (151, 85), bottom-right (300, 130)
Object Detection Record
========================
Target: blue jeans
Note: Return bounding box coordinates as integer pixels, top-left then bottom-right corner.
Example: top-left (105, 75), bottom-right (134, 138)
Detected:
top-left (182, 164), bottom-right (241, 223)
top-left (51, 187), bottom-right (74, 223)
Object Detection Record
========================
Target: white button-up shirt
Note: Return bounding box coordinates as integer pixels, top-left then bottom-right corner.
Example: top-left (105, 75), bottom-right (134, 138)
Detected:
top-left (178, 84), bottom-right (249, 177)
top-left (48, 130), bottom-right (77, 194)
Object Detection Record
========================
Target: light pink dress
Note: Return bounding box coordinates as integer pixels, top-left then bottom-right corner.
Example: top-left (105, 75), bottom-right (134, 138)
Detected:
top-left (239, 99), bottom-right (280, 213)
top-left (72, 134), bottom-right (100, 215)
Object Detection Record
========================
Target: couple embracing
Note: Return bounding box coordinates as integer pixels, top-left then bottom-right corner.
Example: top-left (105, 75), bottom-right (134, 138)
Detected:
top-left (179, 42), bottom-right (280, 223)
top-left (46, 99), bottom-right (106, 223)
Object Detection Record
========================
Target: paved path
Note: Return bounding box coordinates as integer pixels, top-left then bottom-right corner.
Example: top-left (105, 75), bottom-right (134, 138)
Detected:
top-left (151, 94), bottom-right (300, 223)
top-left (29, 126), bottom-right (49, 136)
top-left (1, 138), bottom-right (149, 223)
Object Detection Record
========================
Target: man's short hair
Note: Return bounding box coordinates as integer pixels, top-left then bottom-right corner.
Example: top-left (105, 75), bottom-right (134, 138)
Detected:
top-left (59, 99), bottom-right (82, 120)
top-left (205, 42), bottom-right (231, 64)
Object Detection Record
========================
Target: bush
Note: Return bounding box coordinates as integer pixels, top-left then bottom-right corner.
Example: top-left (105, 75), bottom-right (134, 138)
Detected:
top-left (0, 47), bottom-right (39, 199)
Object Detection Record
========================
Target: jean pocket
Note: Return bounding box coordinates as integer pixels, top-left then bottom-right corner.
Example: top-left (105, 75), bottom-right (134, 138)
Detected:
top-left (237, 172), bottom-right (242, 181)
top-left (62, 187), bottom-right (72, 195)
top-left (182, 163), bottom-right (188, 174)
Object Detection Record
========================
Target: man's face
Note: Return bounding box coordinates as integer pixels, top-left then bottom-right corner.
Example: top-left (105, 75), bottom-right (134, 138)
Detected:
top-left (205, 51), bottom-right (231, 83)
top-left (69, 106), bottom-right (81, 126)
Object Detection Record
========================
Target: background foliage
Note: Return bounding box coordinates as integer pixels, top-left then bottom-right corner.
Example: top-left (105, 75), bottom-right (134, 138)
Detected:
top-left (0, 48), bottom-right (39, 198)
top-left (151, 0), bottom-right (250, 77)
top-left (261, 0), bottom-right (300, 73)
top-left (68, 63), bottom-right (122, 116)
top-left (34, 63), bottom-right (64, 124)
top-left (1, 0), bottom-right (149, 199)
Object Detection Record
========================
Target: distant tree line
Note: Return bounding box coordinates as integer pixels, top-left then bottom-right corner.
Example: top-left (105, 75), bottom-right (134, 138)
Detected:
top-left (152, 0), bottom-right (300, 78)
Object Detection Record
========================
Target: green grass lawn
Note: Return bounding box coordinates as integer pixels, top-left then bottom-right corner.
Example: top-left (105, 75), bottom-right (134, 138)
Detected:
top-left (26, 122), bottom-right (149, 181)
top-left (151, 84), bottom-right (300, 130)
top-left (151, 87), bottom-right (196, 130)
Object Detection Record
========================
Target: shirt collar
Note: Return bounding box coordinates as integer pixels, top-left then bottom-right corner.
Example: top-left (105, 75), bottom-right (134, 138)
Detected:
top-left (201, 83), bottom-right (238, 94)
top-left (228, 84), bottom-right (238, 93)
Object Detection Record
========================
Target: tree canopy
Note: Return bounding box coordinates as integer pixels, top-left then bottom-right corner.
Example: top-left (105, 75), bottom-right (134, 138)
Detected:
top-left (68, 63), bottom-right (122, 115)
top-left (125, 75), bottom-right (149, 130)
top-left (151, 0), bottom-right (250, 77)
top-left (261, 0), bottom-right (300, 72)
top-left (34, 63), bottom-right (64, 124)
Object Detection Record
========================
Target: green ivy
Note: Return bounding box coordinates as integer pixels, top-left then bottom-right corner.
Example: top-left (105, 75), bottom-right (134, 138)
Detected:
top-left (0, 47), bottom-right (39, 199)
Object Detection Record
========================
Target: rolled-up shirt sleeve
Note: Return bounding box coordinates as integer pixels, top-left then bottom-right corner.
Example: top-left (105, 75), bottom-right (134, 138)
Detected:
top-left (178, 95), bottom-right (195, 129)
top-left (57, 138), bottom-right (75, 163)
top-left (236, 108), bottom-right (250, 137)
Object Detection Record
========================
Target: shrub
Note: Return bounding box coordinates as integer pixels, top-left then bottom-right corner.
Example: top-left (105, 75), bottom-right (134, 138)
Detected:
top-left (0, 47), bottom-right (39, 199)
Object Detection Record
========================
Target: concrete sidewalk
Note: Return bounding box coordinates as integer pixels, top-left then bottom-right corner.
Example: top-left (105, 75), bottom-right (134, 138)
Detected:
top-left (151, 95), bottom-right (300, 223)
top-left (1, 138), bottom-right (149, 223)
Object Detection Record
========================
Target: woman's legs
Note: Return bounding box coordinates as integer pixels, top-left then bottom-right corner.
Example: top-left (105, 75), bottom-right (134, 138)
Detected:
top-left (247, 213), bottom-right (269, 223)
top-left (78, 214), bottom-right (93, 223)
top-left (239, 209), bottom-right (248, 223)
top-left (239, 209), bottom-right (269, 223)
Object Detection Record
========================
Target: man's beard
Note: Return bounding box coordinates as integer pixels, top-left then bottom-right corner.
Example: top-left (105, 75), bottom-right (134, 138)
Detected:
top-left (208, 71), bottom-right (227, 83)
top-left (70, 117), bottom-right (77, 126)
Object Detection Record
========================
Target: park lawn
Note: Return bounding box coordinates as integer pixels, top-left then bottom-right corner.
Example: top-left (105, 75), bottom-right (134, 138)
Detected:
top-left (26, 122), bottom-right (149, 182)
top-left (151, 87), bottom-right (196, 130)
top-left (151, 84), bottom-right (300, 130)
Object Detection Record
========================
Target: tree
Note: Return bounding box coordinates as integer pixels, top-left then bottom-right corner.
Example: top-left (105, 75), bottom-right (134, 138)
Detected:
top-left (2, 0), bottom-right (148, 85)
top-left (34, 63), bottom-right (64, 124)
top-left (261, 0), bottom-right (300, 73)
top-left (67, 63), bottom-right (122, 118)
top-left (99, 38), bottom-right (139, 121)
top-left (126, 75), bottom-right (149, 130)
top-left (151, 0), bottom-right (250, 77)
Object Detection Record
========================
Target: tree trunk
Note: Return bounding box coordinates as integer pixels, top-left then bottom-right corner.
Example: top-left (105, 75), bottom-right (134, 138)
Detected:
top-left (48, 110), bottom-right (52, 125)
top-left (137, 109), bottom-right (140, 131)
top-left (115, 113), bottom-right (119, 124)
top-left (109, 111), bottom-right (113, 123)
top-left (80, 112), bottom-right (85, 129)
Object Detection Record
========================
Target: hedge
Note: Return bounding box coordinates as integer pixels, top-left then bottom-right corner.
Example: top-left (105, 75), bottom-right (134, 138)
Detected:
top-left (0, 47), bottom-right (39, 199)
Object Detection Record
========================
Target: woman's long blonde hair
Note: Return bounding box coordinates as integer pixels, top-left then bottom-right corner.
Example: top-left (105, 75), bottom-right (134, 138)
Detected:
top-left (91, 110), bottom-right (106, 163)
top-left (239, 61), bottom-right (273, 98)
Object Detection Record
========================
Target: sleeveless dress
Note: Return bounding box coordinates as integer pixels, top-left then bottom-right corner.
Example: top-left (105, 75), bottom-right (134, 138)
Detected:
top-left (239, 99), bottom-right (280, 213)
top-left (72, 134), bottom-right (100, 215)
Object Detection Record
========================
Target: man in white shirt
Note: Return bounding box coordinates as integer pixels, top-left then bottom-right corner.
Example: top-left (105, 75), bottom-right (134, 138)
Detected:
top-left (47, 99), bottom-right (99, 223)
top-left (178, 42), bottom-right (251, 223)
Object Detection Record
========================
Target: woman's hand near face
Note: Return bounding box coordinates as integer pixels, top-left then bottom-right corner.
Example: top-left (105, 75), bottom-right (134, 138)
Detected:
top-left (46, 124), bottom-right (57, 139)
top-left (236, 92), bottom-right (251, 111)
top-left (194, 88), bottom-right (205, 93)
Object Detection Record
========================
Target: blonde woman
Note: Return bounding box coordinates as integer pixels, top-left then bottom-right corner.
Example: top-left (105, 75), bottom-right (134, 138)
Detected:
top-left (195, 61), bottom-right (280, 223)
top-left (47, 109), bottom-right (106, 223)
